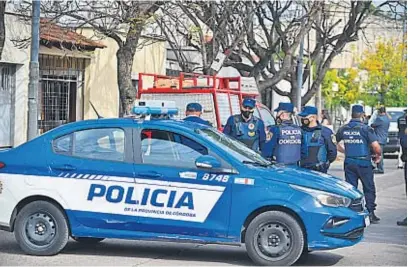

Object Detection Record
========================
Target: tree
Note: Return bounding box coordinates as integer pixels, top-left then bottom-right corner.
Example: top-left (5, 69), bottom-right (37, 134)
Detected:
top-left (0, 1), bottom-right (6, 59)
top-left (156, 1), bottom-right (256, 75)
top-left (322, 68), bottom-right (360, 109)
top-left (17, 0), bottom-right (163, 116)
top-left (358, 39), bottom-right (407, 107)
top-left (222, 1), bottom-right (404, 106)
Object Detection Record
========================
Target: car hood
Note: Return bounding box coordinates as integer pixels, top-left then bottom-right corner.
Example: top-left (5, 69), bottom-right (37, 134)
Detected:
top-left (255, 165), bottom-right (362, 199)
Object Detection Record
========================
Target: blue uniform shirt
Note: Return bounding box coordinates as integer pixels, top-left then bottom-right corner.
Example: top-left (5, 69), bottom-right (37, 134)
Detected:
top-left (300, 124), bottom-right (337, 167)
top-left (223, 115), bottom-right (266, 152)
top-left (262, 120), bottom-right (304, 164)
top-left (336, 119), bottom-right (378, 166)
top-left (370, 114), bottom-right (390, 145)
top-left (183, 116), bottom-right (212, 126)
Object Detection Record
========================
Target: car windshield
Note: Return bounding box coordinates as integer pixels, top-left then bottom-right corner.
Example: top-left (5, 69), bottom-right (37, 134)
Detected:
top-left (198, 128), bottom-right (271, 166)
top-left (388, 111), bottom-right (404, 122)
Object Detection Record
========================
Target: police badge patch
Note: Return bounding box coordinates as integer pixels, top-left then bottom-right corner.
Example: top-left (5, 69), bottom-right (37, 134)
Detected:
top-left (248, 131), bottom-right (256, 137)
top-left (331, 134), bottom-right (337, 145)
top-left (266, 132), bottom-right (273, 141)
top-left (248, 123), bottom-right (255, 130)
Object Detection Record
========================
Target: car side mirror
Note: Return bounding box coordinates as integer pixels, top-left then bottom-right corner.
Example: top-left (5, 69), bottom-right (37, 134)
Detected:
top-left (195, 155), bottom-right (222, 169)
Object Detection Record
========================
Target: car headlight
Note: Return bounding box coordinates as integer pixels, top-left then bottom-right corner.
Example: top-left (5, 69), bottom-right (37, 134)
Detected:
top-left (290, 184), bottom-right (352, 208)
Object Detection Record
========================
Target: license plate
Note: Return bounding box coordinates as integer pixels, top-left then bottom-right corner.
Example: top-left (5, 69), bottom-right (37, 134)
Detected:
top-left (365, 216), bottom-right (370, 227)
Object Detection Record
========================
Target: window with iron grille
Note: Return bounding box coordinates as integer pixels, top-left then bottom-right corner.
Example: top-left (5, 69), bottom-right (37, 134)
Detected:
top-left (38, 55), bottom-right (87, 134)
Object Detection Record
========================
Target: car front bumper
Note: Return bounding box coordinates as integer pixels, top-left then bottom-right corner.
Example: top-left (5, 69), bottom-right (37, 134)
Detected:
top-left (298, 199), bottom-right (368, 251)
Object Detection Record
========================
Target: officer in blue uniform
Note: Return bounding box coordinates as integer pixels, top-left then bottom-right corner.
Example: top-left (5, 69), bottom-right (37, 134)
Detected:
top-left (223, 98), bottom-right (266, 153)
top-left (183, 103), bottom-right (212, 126)
top-left (298, 106), bottom-right (337, 173)
top-left (397, 127), bottom-right (407, 226)
top-left (262, 102), bottom-right (303, 165)
top-left (336, 105), bottom-right (382, 224)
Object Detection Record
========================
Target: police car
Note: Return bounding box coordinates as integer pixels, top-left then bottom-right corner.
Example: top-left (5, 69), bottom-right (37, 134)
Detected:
top-left (0, 100), bottom-right (369, 266)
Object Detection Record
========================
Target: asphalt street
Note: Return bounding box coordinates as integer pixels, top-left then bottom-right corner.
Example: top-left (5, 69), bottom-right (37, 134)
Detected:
top-left (0, 158), bottom-right (406, 266)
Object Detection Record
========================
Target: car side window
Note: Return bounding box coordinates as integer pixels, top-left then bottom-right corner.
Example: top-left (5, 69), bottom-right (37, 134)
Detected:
top-left (53, 134), bottom-right (72, 155)
top-left (73, 128), bottom-right (125, 161)
top-left (52, 128), bottom-right (125, 162)
top-left (141, 129), bottom-right (208, 168)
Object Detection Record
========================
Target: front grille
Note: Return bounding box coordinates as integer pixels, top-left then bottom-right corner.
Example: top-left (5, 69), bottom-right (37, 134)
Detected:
top-left (349, 197), bottom-right (364, 212)
top-left (322, 227), bottom-right (365, 240)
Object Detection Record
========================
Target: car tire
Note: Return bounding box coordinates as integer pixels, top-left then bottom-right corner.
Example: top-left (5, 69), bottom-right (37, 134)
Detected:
top-left (14, 200), bottom-right (69, 256)
top-left (245, 211), bottom-right (305, 266)
top-left (72, 237), bottom-right (105, 244)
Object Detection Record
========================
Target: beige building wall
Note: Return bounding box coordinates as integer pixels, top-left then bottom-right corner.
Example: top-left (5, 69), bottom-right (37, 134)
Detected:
top-left (1, 14), bottom-right (31, 147)
top-left (80, 28), bottom-right (166, 120)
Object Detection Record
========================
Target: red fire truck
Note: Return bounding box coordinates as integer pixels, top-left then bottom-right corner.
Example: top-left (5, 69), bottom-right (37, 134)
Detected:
top-left (136, 72), bottom-right (276, 131)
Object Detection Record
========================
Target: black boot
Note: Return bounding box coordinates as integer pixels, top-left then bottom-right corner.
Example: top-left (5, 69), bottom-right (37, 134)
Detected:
top-left (369, 212), bottom-right (380, 223)
top-left (397, 218), bottom-right (407, 226)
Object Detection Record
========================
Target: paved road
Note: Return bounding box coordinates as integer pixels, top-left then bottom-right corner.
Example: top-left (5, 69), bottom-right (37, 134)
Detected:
top-left (0, 159), bottom-right (406, 266)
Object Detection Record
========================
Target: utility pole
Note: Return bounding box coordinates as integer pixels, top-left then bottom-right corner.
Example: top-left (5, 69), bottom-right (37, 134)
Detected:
top-left (27, 0), bottom-right (40, 140)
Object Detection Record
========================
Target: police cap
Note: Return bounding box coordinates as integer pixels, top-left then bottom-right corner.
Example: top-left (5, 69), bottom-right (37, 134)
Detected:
top-left (274, 102), bottom-right (294, 113)
top-left (186, 103), bottom-right (202, 112)
top-left (242, 98), bottom-right (256, 108)
top-left (351, 104), bottom-right (364, 114)
top-left (298, 106), bottom-right (318, 117)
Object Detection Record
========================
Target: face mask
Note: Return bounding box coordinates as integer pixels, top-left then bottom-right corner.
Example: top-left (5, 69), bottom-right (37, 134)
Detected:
top-left (242, 110), bottom-right (253, 119)
top-left (301, 118), bottom-right (310, 126)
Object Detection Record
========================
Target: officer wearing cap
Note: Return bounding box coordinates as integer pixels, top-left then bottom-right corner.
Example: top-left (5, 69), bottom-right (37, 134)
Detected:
top-left (336, 104), bottom-right (382, 224)
top-left (262, 102), bottom-right (303, 165)
top-left (298, 106), bottom-right (337, 173)
top-left (223, 98), bottom-right (266, 152)
top-left (183, 103), bottom-right (212, 126)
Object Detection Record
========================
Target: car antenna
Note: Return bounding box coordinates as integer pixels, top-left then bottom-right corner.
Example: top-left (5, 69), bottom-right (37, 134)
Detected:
top-left (89, 101), bottom-right (103, 119)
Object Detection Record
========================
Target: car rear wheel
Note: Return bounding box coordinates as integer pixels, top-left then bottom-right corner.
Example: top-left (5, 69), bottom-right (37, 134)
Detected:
top-left (14, 200), bottom-right (69, 256)
top-left (245, 211), bottom-right (305, 266)
top-left (73, 237), bottom-right (105, 244)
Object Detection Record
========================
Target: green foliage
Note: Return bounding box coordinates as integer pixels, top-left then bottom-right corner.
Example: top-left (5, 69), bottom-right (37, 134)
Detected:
top-left (322, 69), bottom-right (360, 110)
top-left (359, 39), bottom-right (407, 107)
top-left (322, 39), bottom-right (407, 109)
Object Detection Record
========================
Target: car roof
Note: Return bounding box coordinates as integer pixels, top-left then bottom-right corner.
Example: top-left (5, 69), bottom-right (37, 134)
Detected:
top-left (46, 117), bottom-right (209, 136)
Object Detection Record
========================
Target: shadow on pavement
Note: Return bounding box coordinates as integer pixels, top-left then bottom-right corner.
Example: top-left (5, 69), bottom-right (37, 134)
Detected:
top-left (37, 240), bottom-right (341, 266)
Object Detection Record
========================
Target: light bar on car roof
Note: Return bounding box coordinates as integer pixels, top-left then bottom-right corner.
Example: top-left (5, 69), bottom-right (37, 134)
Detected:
top-left (132, 100), bottom-right (178, 116)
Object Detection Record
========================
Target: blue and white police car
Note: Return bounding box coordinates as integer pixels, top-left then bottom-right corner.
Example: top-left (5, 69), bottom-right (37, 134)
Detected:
top-left (0, 100), bottom-right (369, 266)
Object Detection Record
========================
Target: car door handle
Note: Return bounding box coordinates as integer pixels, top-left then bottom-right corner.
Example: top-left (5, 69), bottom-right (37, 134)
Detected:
top-left (137, 172), bottom-right (163, 178)
top-left (51, 164), bottom-right (76, 171)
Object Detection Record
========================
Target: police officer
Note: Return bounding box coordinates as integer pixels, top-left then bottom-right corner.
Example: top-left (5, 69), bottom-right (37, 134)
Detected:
top-left (397, 127), bottom-right (407, 226)
top-left (336, 105), bottom-right (382, 224)
top-left (397, 109), bottom-right (407, 138)
top-left (183, 103), bottom-right (212, 126)
top-left (397, 109), bottom-right (407, 169)
top-left (262, 102), bottom-right (303, 165)
top-left (223, 98), bottom-right (266, 152)
top-left (298, 106), bottom-right (337, 173)
top-left (370, 106), bottom-right (390, 174)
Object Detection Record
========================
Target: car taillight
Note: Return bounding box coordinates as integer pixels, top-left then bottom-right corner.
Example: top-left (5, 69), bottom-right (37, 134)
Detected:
top-left (0, 162), bottom-right (5, 169)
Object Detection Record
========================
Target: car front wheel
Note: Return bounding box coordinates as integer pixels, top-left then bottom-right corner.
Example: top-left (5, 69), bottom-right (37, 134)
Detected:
top-left (14, 200), bottom-right (69, 256)
top-left (245, 210), bottom-right (305, 266)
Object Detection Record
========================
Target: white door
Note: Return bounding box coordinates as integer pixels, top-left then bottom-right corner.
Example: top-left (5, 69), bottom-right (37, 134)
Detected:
top-left (0, 65), bottom-right (14, 147)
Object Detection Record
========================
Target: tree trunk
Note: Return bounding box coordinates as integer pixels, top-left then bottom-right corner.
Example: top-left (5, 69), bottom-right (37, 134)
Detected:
top-left (116, 21), bottom-right (144, 117)
top-left (116, 46), bottom-right (136, 117)
top-left (0, 1), bottom-right (6, 60)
